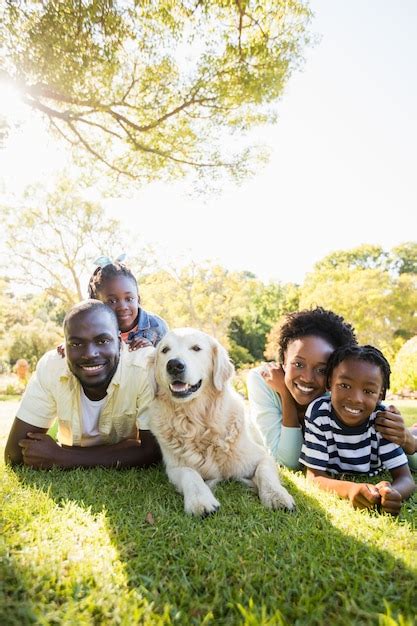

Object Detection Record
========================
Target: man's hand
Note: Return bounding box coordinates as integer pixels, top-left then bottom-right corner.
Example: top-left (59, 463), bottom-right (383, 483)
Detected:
top-left (128, 337), bottom-right (152, 351)
top-left (261, 363), bottom-right (286, 394)
top-left (375, 481), bottom-right (402, 516)
top-left (18, 432), bottom-right (64, 469)
top-left (348, 483), bottom-right (381, 509)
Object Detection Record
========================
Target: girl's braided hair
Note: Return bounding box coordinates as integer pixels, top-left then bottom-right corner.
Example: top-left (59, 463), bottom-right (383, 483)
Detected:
top-left (277, 307), bottom-right (356, 364)
top-left (325, 344), bottom-right (391, 399)
top-left (88, 262), bottom-right (140, 302)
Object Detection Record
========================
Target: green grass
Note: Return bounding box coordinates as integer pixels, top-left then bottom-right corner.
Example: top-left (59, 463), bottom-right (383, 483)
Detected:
top-left (1, 401), bottom-right (417, 625)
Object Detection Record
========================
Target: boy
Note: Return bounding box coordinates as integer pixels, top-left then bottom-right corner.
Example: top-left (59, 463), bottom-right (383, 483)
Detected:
top-left (300, 345), bottom-right (415, 515)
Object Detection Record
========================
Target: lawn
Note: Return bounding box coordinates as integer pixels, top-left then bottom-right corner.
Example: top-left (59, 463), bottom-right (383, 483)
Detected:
top-left (1, 400), bottom-right (417, 625)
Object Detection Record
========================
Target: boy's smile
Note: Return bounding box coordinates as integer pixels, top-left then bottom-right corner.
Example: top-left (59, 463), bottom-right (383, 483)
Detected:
top-left (329, 358), bottom-right (384, 427)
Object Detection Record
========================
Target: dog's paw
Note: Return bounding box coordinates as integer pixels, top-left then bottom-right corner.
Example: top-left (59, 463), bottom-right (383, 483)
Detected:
top-left (261, 486), bottom-right (296, 512)
top-left (184, 491), bottom-right (221, 517)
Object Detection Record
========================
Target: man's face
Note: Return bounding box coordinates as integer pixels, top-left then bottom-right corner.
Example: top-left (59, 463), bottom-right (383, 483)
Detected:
top-left (65, 307), bottom-right (121, 398)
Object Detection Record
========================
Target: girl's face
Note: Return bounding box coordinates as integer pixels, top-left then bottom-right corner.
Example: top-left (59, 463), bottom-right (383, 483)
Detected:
top-left (97, 275), bottom-right (139, 333)
top-left (329, 357), bottom-right (384, 427)
top-left (283, 335), bottom-right (334, 407)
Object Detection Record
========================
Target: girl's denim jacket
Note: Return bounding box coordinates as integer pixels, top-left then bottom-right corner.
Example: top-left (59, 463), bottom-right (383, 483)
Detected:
top-left (128, 308), bottom-right (168, 347)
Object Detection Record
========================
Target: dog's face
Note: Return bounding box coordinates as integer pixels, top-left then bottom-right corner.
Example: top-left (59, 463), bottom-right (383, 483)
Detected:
top-left (151, 328), bottom-right (234, 402)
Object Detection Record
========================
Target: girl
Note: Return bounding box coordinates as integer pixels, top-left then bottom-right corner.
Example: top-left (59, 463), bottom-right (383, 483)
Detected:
top-left (88, 257), bottom-right (168, 349)
top-left (300, 344), bottom-right (415, 515)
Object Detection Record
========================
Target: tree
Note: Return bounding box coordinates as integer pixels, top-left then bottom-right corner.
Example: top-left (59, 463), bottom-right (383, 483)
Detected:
top-left (229, 281), bottom-right (299, 365)
top-left (140, 262), bottom-right (259, 345)
top-left (7, 318), bottom-right (63, 368)
top-left (1, 0), bottom-right (311, 184)
top-left (389, 242), bottom-right (417, 275)
top-left (390, 336), bottom-right (417, 395)
top-left (299, 247), bottom-right (417, 361)
top-left (0, 178), bottom-right (128, 306)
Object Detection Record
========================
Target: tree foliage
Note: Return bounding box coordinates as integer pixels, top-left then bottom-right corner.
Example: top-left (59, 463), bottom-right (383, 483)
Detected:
top-left (0, 178), bottom-right (128, 306)
top-left (1, 0), bottom-right (311, 184)
top-left (229, 282), bottom-right (299, 365)
top-left (141, 263), bottom-right (257, 345)
top-left (299, 245), bottom-right (417, 360)
top-left (390, 336), bottom-right (417, 394)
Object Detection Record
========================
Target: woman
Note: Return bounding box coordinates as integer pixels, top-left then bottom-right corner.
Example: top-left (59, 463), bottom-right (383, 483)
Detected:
top-left (247, 307), bottom-right (417, 470)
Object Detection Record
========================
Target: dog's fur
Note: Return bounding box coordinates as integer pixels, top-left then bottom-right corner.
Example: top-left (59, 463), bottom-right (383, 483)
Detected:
top-left (148, 328), bottom-right (295, 516)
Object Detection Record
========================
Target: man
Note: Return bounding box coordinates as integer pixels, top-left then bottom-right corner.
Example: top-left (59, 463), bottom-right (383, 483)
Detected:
top-left (5, 300), bottom-right (161, 468)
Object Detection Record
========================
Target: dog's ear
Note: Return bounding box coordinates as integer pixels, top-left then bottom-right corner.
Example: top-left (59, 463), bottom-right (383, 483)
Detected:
top-left (212, 339), bottom-right (234, 391)
top-left (146, 349), bottom-right (158, 396)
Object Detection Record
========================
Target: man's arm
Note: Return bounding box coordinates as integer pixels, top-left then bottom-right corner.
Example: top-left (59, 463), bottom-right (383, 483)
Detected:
top-left (4, 417), bottom-right (48, 465)
top-left (5, 418), bottom-right (162, 469)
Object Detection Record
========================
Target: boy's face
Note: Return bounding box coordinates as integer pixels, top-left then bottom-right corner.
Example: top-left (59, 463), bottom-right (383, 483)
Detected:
top-left (65, 307), bottom-right (121, 398)
top-left (329, 357), bottom-right (384, 427)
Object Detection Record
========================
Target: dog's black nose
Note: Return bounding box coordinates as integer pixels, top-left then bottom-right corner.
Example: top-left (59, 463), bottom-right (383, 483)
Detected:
top-left (167, 358), bottom-right (186, 376)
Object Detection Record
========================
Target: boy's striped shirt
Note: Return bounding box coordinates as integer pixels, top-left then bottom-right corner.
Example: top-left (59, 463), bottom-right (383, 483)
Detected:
top-left (300, 396), bottom-right (408, 477)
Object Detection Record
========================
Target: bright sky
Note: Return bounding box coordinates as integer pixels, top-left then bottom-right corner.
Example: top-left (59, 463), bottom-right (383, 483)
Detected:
top-left (1, 0), bottom-right (416, 285)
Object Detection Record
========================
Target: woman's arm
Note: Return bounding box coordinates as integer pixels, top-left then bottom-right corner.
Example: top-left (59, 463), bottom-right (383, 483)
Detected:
top-left (247, 368), bottom-right (302, 469)
top-left (375, 408), bottom-right (417, 454)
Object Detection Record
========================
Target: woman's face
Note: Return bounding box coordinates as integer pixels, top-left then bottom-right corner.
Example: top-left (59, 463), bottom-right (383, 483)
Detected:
top-left (283, 335), bottom-right (335, 407)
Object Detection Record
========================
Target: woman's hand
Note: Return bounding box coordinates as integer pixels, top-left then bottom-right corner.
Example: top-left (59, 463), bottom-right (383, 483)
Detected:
top-left (375, 407), bottom-right (417, 454)
top-left (260, 363), bottom-right (287, 395)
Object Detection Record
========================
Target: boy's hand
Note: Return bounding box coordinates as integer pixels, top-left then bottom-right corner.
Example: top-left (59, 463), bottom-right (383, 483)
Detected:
top-left (261, 363), bottom-right (286, 394)
top-left (348, 483), bottom-right (381, 509)
top-left (128, 337), bottom-right (152, 351)
top-left (376, 482), bottom-right (402, 516)
top-left (57, 343), bottom-right (65, 358)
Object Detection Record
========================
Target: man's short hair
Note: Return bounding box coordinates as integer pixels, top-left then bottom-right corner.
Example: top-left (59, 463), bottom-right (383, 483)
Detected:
top-left (63, 299), bottom-right (119, 335)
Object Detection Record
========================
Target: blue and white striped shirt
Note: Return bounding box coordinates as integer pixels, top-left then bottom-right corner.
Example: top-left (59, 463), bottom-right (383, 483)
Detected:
top-left (300, 396), bottom-right (408, 477)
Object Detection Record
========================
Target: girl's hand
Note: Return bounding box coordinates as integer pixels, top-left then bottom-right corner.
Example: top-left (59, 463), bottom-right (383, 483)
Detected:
top-left (57, 344), bottom-right (65, 358)
top-left (348, 483), bottom-right (381, 509)
top-left (375, 407), bottom-right (416, 454)
top-left (128, 337), bottom-right (152, 351)
top-left (260, 363), bottom-right (286, 394)
top-left (376, 483), bottom-right (402, 516)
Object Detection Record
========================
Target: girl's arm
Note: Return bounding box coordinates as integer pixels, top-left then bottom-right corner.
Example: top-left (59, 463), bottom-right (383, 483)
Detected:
top-left (306, 467), bottom-right (381, 509)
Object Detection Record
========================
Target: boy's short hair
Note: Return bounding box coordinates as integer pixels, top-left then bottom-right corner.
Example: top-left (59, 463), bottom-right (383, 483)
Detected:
top-left (277, 307), bottom-right (356, 364)
top-left (325, 344), bottom-right (391, 399)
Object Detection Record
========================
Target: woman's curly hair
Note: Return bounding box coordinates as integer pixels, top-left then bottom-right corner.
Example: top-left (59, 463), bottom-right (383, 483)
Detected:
top-left (277, 307), bottom-right (356, 364)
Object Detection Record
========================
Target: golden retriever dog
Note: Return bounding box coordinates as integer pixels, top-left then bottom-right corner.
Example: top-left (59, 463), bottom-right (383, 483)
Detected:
top-left (148, 328), bottom-right (295, 516)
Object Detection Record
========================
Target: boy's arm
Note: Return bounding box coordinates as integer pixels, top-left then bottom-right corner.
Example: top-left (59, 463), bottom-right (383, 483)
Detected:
top-left (306, 467), bottom-right (381, 509)
top-left (5, 418), bottom-right (162, 469)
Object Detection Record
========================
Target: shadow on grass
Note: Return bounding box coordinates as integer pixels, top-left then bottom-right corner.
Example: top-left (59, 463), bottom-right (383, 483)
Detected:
top-left (6, 464), bottom-right (417, 625)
